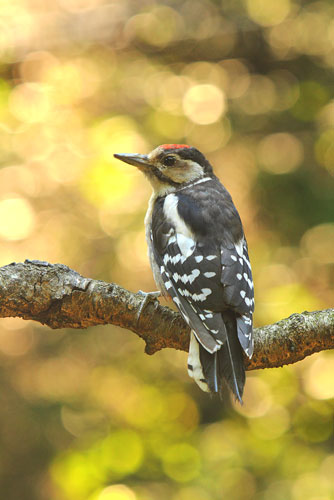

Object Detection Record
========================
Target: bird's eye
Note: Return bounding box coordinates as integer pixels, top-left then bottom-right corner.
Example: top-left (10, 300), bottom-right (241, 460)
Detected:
top-left (163, 155), bottom-right (176, 167)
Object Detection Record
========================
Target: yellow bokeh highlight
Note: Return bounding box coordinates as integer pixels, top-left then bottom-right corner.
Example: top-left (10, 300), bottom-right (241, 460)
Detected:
top-left (234, 377), bottom-right (273, 418)
top-left (11, 124), bottom-right (55, 163)
top-left (59, 0), bottom-right (104, 13)
top-left (0, 165), bottom-right (40, 197)
top-left (199, 420), bottom-right (242, 464)
top-left (126, 7), bottom-right (184, 48)
top-left (183, 84), bottom-right (226, 125)
top-left (20, 50), bottom-right (58, 82)
top-left (143, 71), bottom-right (189, 112)
top-left (52, 451), bottom-right (104, 500)
top-left (0, 3), bottom-right (35, 60)
top-left (0, 197), bottom-right (35, 240)
top-left (173, 486), bottom-right (212, 500)
top-left (81, 115), bottom-right (148, 207)
top-left (186, 119), bottom-right (231, 152)
top-left (315, 129), bottom-right (334, 173)
top-left (147, 110), bottom-right (187, 139)
top-left (0, 78), bottom-right (10, 118)
top-left (293, 11), bottom-right (333, 57)
top-left (301, 223), bottom-right (334, 264)
top-left (95, 484), bottom-right (137, 500)
top-left (259, 283), bottom-right (321, 324)
top-left (99, 430), bottom-right (143, 476)
top-left (162, 443), bottom-right (201, 482)
top-left (248, 405), bottom-right (290, 440)
top-left (9, 83), bottom-right (52, 123)
top-left (292, 472), bottom-right (332, 500)
top-left (46, 58), bottom-right (101, 105)
top-left (303, 354), bottom-right (334, 400)
top-left (246, 0), bottom-right (291, 27)
top-left (52, 431), bottom-right (143, 499)
top-left (182, 61), bottom-right (226, 88)
top-left (293, 401), bottom-right (333, 443)
top-left (257, 133), bottom-right (304, 174)
top-left (236, 75), bottom-right (276, 114)
top-left (90, 116), bottom-right (147, 163)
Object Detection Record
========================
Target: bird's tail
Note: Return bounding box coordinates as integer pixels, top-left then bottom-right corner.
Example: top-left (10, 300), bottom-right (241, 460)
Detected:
top-left (188, 312), bottom-right (245, 403)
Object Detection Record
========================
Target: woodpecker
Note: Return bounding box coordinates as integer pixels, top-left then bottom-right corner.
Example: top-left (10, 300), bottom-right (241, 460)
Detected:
top-left (114, 144), bottom-right (254, 403)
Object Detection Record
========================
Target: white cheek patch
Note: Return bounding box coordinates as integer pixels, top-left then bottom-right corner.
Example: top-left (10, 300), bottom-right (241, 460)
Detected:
top-left (168, 160), bottom-right (205, 184)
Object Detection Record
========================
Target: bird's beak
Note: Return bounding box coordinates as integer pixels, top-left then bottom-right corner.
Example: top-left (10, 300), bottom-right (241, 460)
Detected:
top-left (114, 153), bottom-right (150, 169)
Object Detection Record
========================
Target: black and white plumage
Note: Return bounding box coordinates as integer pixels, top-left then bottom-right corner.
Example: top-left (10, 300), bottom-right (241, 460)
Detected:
top-left (114, 144), bottom-right (254, 403)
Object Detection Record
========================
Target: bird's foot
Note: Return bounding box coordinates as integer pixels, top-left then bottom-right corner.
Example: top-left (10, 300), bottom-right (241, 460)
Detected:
top-left (136, 290), bottom-right (161, 326)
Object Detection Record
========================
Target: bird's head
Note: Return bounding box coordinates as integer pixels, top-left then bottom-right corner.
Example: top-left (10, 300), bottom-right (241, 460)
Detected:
top-left (114, 144), bottom-right (213, 194)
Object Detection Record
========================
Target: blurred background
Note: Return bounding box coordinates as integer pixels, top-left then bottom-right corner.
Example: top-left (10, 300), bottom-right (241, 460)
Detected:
top-left (0, 0), bottom-right (333, 499)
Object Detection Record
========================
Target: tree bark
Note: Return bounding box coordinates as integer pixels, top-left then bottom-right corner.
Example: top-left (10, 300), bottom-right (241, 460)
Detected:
top-left (0, 260), bottom-right (333, 370)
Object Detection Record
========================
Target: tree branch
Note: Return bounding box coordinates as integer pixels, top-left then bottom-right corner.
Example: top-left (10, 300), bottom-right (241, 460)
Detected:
top-left (0, 260), bottom-right (333, 370)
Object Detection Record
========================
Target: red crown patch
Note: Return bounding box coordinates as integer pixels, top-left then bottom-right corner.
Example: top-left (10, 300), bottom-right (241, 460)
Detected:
top-left (160, 144), bottom-right (190, 150)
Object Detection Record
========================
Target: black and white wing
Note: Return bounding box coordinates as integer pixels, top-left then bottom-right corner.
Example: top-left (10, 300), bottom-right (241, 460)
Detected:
top-left (150, 189), bottom-right (254, 401)
top-left (220, 238), bottom-right (254, 358)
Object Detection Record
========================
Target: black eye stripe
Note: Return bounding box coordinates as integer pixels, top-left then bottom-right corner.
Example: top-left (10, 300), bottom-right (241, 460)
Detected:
top-left (163, 155), bottom-right (176, 166)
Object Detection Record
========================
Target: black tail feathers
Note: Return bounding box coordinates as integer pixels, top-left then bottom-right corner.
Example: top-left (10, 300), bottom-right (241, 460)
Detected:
top-left (199, 312), bottom-right (245, 403)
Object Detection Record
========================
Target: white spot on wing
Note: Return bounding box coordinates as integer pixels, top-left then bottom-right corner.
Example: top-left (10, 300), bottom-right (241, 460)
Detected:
top-left (191, 288), bottom-right (213, 302)
top-left (165, 280), bottom-right (172, 290)
top-left (182, 269), bottom-right (200, 284)
top-left (243, 272), bottom-right (254, 289)
top-left (176, 233), bottom-right (195, 258)
top-left (235, 239), bottom-right (244, 257)
top-left (171, 254), bottom-right (182, 265)
top-left (173, 269), bottom-right (200, 285)
top-left (243, 254), bottom-right (252, 270)
top-left (204, 272), bottom-right (216, 278)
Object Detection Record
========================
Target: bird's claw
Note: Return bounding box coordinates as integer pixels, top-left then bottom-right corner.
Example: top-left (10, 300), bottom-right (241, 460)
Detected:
top-left (136, 290), bottom-right (161, 326)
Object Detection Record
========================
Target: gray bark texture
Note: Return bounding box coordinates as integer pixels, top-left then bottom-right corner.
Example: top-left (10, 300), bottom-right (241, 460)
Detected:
top-left (0, 260), bottom-right (333, 370)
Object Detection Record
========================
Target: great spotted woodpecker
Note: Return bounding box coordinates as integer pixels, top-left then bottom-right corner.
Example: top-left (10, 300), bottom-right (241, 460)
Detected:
top-left (114, 144), bottom-right (254, 403)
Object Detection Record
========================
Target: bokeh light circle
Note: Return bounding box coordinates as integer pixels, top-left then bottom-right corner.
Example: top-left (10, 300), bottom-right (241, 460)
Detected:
top-left (182, 84), bottom-right (226, 125)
